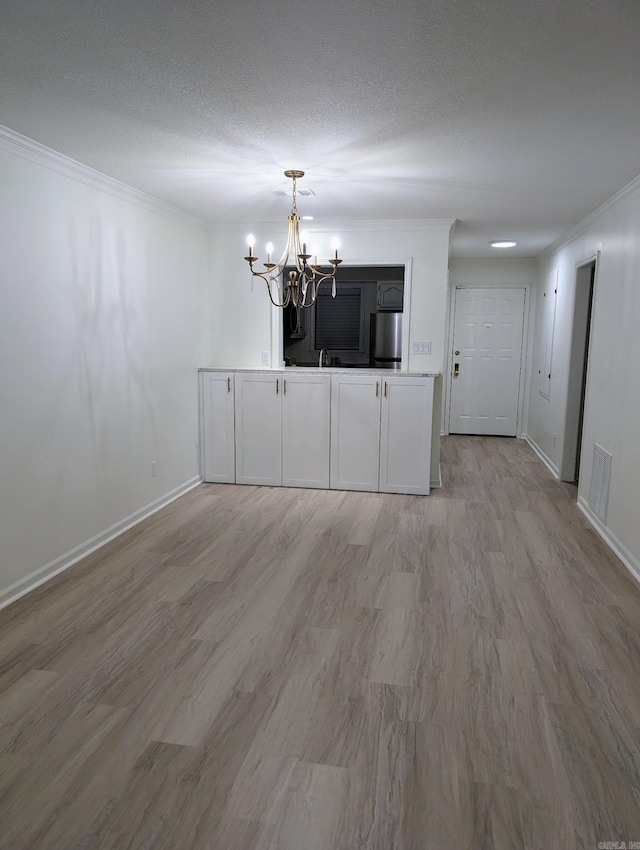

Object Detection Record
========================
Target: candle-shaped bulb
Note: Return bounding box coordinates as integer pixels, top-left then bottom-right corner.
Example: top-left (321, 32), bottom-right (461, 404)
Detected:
top-left (266, 242), bottom-right (274, 264)
top-left (247, 233), bottom-right (255, 257)
top-left (331, 237), bottom-right (340, 260)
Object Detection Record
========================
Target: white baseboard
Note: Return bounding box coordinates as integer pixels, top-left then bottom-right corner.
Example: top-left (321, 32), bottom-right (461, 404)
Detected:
top-left (577, 496), bottom-right (640, 587)
top-left (522, 434), bottom-right (560, 478)
top-left (0, 477), bottom-right (202, 611)
top-left (430, 463), bottom-right (442, 489)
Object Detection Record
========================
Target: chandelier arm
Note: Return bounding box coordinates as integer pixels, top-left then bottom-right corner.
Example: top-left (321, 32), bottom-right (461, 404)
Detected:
top-left (298, 283), bottom-right (316, 308)
top-left (297, 270), bottom-right (337, 307)
top-left (303, 285), bottom-right (322, 308)
top-left (292, 220), bottom-right (305, 272)
top-left (267, 280), bottom-right (289, 308)
top-left (311, 270), bottom-right (336, 288)
top-left (267, 277), bottom-right (286, 308)
top-left (264, 215), bottom-right (298, 280)
top-left (249, 269), bottom-right (289, 308)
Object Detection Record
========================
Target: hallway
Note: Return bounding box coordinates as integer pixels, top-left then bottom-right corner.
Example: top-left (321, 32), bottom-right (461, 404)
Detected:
top-left (1, 436), bottom-right (639, 848)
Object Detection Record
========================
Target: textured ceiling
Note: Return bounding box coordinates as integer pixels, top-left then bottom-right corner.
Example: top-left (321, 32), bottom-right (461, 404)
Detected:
top-left (2, 0), bottom-right (640, 257)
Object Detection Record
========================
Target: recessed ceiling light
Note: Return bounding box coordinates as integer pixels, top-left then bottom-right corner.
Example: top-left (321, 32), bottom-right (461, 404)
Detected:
top-left (491, 240), bottom-right (517, 248)
top-left (302, 215), bottom-right (314, 220)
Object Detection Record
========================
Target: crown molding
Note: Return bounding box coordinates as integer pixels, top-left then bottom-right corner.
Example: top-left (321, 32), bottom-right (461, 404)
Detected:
top-left (213, 218), bottom-right (457, 234)
top-left (447, 219), bottom-right (458, 256)
top-left (320, 219), bottom-right (457, 233)
top-left (539, 172), bottom-right (640, 260)
top-left (0, 124), bottom-right (205, 225)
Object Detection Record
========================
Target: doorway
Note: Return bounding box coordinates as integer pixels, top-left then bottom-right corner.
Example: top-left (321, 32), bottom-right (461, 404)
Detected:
top-left (560, 258), bottom-right (596, 482)
top-left (448, 286), bottom-right (527, 436)
top-left (281, 265), bottom-right (405, 368)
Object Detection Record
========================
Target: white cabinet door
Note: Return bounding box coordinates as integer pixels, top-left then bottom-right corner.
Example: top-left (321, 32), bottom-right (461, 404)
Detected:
top-left (330, 375), bottom-right (381, 492)
top-left (379, 376), bottom-right (434, 495)
top-left (235, 372), bottom-right (282, 486)
top-left (282, 373), bottom-right (331, 489)
top-left (200, 371), bottom-right (235, 483)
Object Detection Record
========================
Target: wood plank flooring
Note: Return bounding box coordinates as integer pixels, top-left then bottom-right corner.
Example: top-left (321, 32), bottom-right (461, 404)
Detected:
top-left (2, 436), bottom-right (640, 848)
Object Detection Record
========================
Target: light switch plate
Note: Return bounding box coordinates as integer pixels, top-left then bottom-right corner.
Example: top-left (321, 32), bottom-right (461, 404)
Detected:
top-left (412, 341), bottom-right (432, 355)
top-left (261, 350), bottom-right (270, 366)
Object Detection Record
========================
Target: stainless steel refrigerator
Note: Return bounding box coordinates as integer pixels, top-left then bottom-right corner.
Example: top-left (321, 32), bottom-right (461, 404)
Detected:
top-left (369, 312), bottom-right (402, 369)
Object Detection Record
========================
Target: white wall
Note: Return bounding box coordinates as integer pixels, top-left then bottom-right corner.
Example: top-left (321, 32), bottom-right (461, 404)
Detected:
top-left (0, 132), bottom-right (210, 606)
top-left (528, 177), bottom-right (640, 576)
top-left (449, 258), bottom-right (538, 288)
top-left (209, 220), bottom-right (454, 477)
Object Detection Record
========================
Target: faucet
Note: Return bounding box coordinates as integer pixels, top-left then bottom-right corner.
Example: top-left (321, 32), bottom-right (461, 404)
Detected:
top-left (318, 348), bottom-right (329, 368)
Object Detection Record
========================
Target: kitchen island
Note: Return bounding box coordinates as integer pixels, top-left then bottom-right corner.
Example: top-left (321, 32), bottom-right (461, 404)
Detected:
top-left (199, 368), bottom-right (438, 495)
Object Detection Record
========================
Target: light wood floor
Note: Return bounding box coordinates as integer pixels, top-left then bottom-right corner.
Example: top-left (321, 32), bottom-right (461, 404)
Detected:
top-left (2, 436), bottom-right (640, 849)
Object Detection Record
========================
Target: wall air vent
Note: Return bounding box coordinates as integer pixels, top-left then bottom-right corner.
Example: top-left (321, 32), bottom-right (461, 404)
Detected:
top-left (588, 444), bottom-right (612, 523)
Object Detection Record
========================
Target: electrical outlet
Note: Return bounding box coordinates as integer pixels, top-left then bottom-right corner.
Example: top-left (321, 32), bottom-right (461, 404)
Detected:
top-left (261, 350), bottom-right (270, 367)
top-left (553, 433), bottom-right (557, 446)
top-left (151, 461), bottom-right (158, 477)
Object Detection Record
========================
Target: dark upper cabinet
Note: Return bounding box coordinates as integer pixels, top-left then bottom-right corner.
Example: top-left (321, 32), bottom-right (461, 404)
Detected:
top-left (377, 281), bottom-right (404, 311)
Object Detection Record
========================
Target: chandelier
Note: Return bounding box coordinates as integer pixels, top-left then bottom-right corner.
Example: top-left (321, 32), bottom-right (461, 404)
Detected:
top-left (244, 170), bottom-right (342, 308)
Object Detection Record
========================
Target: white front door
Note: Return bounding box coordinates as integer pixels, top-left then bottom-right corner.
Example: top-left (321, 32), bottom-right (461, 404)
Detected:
top-left (449, 287), bottom-right (526, 436)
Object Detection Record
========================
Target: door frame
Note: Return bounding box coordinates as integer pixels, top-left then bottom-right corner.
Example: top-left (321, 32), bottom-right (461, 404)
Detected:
top-left (443, 282), bottom-right (532, 437)
top-left (559, 252), bottom-right (599, 482)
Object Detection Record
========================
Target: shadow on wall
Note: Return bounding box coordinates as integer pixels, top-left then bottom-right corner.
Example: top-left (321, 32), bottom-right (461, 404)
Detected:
top-left (67, 206), bottom-right (158, 495)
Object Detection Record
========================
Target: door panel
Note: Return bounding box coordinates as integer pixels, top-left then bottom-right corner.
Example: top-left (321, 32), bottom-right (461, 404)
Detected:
top-left (200, 371), bottom-right (235, 483)
top-left (235, 373), bottom-right (282, 485)
top-left (449, 287), bottom-right (526, 436)
top-left (330, 375), bottom-right (381, 491)
top-left (282, 374), bottom-right (330, 489)
top-left (379, 376), bottom-right (433, 495)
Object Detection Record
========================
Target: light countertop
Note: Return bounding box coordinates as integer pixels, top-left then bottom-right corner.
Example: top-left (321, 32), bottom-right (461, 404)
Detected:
top-left (199, 367), bottom-right (439, 377)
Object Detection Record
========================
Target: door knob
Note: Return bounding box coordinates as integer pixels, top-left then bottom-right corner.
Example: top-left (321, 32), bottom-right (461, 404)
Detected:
top-left (454, 363), bottom-right (460, 378)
